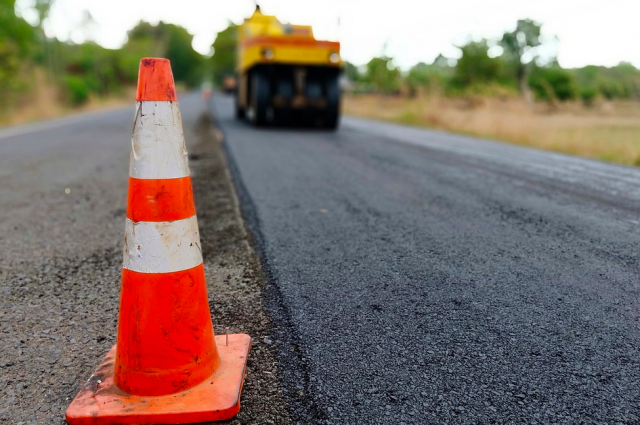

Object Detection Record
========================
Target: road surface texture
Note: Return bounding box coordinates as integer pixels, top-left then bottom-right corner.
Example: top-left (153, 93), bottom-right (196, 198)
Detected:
top-left (213, 94), bottom-right (640, 424)
top-left (0, 94), bottom-right (290, 424)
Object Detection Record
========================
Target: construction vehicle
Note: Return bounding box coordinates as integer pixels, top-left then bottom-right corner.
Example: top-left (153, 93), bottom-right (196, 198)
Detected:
top-left (235, 6), bottom-right (342, 129)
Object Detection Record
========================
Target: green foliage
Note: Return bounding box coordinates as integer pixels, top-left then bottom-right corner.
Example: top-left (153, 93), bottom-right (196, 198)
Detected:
top-left (406, 62), bottom-right (432, 94)
top-left (165, 25), bottom-right (204, 87)
top-left (63, 74), bottom-right (90, 105)
top-left (573, 62), bottom-right (640, 101)
top-left (449, 40), bottom-right (503, 90)
top-left (500, 19), bottom-right (543, 95)
top-left (210, 22), bottom-right (237, 86)
top-left (361, 56), bottom-right (401, 94)
top-left (344, 61), bottom-right (361, 82)
top-left (116, 36), bottom-right (154, 83)
top-left (52, 19), bottom-right (208, 105)
top-left (405, 59), bottom-right (454, 95)
top-left (0, 0), bottom-right (38, 106)
top-left (0, 2), bottom-right (207, 110)
top-left (500, 19), bottom-right (542, 64)
top-left (126, 21), bottom-right (205, 87)
top-left (0, 0), bottom-right (37, 53)
top-left (32, 0), bottom-right (54, 27)
top-left (528, 66), bottom-right (578, 101)
top-left (607, 62), bottom-right (640, 98)
top-left (2, 9), bottom-right (640, 114)
top-left (58, 41), bottom-right (129, 97)
top-left (580, 86), bottom-right (598, 106)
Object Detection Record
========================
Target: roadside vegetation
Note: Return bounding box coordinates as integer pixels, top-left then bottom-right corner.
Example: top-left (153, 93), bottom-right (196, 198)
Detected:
top-left (345, 96), bottom-right (640, 166)
top-left (2, 1), bottom-right (640, 165)
top-left (1, 0), bottom-right (206, 124)
top-left (343, 20), bottom-right (640, 165)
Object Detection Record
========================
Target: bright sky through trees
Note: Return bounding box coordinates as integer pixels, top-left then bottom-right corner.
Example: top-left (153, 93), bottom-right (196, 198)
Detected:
top-left (17, 0), bottom-right (640, 70)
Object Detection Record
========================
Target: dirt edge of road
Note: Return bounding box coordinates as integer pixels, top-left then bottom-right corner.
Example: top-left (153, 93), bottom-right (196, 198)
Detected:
top-left (190, 110), bottom-right (291, 424)
top-left (208, 100), bottom-right (327, 424)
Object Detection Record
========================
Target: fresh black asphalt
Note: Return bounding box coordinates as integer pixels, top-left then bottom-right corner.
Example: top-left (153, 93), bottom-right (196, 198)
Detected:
top-left (2, 93), bottom-right (638, 424)
top-left (213, 94), bottom-right (640, 424)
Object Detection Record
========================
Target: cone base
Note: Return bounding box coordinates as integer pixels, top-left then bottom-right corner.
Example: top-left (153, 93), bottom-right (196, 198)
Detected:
top-left (65, 334), bottom-right (251, 425)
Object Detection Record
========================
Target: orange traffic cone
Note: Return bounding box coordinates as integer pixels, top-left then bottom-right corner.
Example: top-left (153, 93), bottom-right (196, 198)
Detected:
top-left (65, 58), bottom-right (251, 424)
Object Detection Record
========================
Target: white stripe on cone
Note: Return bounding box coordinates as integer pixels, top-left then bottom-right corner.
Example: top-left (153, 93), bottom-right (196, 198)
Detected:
top-left (123, 216), bottom-right (203, 274)
top-left (130, 101), bottom-right (190, 180)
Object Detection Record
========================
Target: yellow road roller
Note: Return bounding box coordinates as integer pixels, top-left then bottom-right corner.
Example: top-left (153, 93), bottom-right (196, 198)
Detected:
top-left (235, 6), bottom-right (342, 129)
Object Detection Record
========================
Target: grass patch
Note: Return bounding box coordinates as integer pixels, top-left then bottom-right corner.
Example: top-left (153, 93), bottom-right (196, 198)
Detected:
top-left (0, 69), bottom-right (134, 127)
top-left (344, 95), bottom-right (640, 166)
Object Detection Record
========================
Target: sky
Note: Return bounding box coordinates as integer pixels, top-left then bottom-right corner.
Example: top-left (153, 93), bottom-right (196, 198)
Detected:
top-left (16, 0), bottom-right (640, 70)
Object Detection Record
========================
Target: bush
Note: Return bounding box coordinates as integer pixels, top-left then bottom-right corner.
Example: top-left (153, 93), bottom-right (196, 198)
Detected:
top-left (449, 40), bottom-right (504, 89)
top-left (361, 56), bottom-right (401, 94)
top-left (529, 67), bottom-right (578, 101)
top-left (580, 86), bottom-right (598, 106)
top-left (63, 75), bottom-right (90, 105)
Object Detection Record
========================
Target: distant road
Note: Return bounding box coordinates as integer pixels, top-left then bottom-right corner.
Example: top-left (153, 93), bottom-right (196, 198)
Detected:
top-left (214, 94), bottom-right (640, 424)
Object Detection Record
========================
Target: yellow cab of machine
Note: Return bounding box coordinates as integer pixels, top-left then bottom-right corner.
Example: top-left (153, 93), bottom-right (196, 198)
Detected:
top-left (235, 6), bottom-right (342, 129)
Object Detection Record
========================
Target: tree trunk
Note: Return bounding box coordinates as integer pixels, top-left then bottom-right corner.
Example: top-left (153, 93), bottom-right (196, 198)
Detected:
top-left (518, 65), bottom-right (533, 108)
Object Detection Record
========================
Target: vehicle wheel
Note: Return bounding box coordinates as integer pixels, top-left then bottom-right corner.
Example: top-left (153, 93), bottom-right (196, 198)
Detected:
top-left (323, 74), bottom-right (340, 130)
top-left (274, 78), bottom-right (294, 125)
top-left (251, 70), bottom-right (270, 126)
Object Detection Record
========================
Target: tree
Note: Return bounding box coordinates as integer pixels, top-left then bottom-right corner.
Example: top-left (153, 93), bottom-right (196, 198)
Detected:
top-left (33, 0), bottom-right (54, 27)
top-left (450, 40), bottom-right (502, 89)
top-left (432, 54), bottom-right (450, 69)
top-left (343, 61), bottom-right (361, 83)
top-left (27, 0), bottom-right (61, 79)
top-left (57, 41), bottom-right (128, 103)
top-left (0, 0), bottom-right (38, 106)
top-left (572, 62), bottom-right (640, 101)
top-left (362, 56), bottom-right (401, 94)
top-left (210, 22), bottom-right (237, 86)
top-left (528, 66), bottom-right (578, 102)
top-left (406, 62), bottom-right (431, 95)
top-left (164, 23), bottom-right (204, 87)
top-left (500, 19), bottom-right (542, 104)
top-left (126, 21), bottom-right (204, 88)
top-left (0, 0), bottom-right (37, 54)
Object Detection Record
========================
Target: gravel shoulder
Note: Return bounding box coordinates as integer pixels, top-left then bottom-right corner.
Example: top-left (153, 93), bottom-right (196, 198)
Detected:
top-left (190, 111), bottom-right (290, 425)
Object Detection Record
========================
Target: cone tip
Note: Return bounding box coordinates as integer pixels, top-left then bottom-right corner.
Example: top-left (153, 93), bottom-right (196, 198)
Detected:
top-left (136, 58), bottom-right (177, 101)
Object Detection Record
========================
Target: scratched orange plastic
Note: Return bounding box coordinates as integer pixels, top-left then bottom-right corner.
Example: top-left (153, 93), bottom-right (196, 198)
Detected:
top-left (127, 177), bottom-right (196, 222)
top-left (136, 58), bottom-right (178, 101)
top-left (114, 264), bottom-right (220, 396)
top-left (65, 334), bottom-right (251, 425)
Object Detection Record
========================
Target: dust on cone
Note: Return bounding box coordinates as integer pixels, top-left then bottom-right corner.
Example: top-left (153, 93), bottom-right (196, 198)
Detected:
top-left (65, 58), bottom-right (251, 425)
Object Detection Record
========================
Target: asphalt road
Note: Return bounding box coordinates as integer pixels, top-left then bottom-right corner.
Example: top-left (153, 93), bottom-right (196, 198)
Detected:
top-left (2, 93), bottom-right (639, 424)
top-left (213, 94), bottom-right (640, 424)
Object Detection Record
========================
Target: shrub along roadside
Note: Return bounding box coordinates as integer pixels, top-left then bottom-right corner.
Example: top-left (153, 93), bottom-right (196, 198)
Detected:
top-left (2, 0), bottom-right (639, 120)
top-left (1, 0), bottom-right (206, 121)
top-left (342, 18), bottom-right (640, 106)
